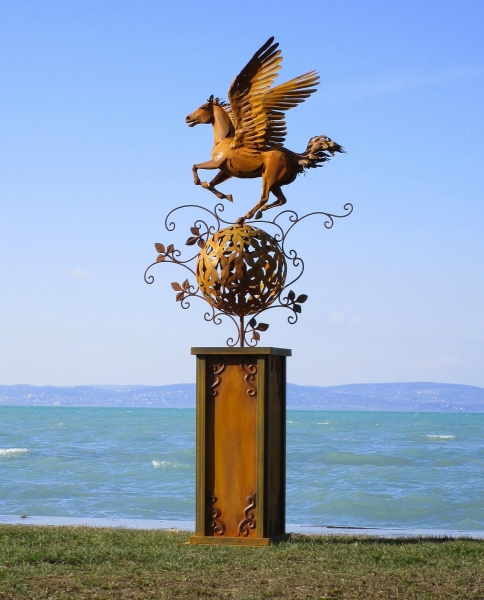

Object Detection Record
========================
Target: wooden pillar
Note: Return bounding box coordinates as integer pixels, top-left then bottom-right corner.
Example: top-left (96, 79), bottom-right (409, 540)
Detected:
top-left (189, 347), bottom-right (291, 546)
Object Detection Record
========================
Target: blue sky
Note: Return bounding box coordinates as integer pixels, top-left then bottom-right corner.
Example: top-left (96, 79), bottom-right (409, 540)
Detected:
top-left (1, 1), bottom-right (483, 387)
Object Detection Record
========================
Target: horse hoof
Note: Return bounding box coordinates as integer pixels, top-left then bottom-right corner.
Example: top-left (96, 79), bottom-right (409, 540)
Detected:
top-left (226, 194), bottom-right (233, 203)
top-left (236, 217), bottom-right (245, 224)
top-left (255, 210), bottom-right (263, 220)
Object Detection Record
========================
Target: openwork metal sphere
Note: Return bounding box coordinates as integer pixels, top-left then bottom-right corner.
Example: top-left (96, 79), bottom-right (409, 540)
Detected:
top-left (196, 224), bottom-right (287, 317)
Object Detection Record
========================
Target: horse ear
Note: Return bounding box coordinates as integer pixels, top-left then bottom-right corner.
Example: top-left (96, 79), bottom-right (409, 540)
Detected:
top-left (208, 94), bottom-right (214, 103)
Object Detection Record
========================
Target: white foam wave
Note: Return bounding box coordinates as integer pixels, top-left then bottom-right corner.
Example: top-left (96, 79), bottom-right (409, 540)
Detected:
top-left (317, 422), bottom-right (329, 425)
top-left (0, 448), bottom-right (29, 457)
top-left (152, 460), bottom-right (183, 468)
top-left (426, 435), bottom-right (455, 440)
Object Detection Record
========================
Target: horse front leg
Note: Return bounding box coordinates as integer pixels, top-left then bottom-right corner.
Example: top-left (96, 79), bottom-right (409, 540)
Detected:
top-left (192, 158), bottom-right (223, 186)
top-left (201, 171), bottom-right (233, 202)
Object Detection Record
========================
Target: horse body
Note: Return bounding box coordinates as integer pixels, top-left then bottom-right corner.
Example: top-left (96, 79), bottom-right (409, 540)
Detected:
top-left (187, 101), bottom-right (301, 221)
top-left (186, 36), bottom-right (344, 222)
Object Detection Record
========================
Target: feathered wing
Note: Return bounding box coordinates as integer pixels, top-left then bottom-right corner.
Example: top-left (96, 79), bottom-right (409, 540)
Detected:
top-left (228, 37), bottom-right (282, 152)
top-left (259, 71), bottom-right (319, 148)
top-left (228, 38), bottom-right (319, 154)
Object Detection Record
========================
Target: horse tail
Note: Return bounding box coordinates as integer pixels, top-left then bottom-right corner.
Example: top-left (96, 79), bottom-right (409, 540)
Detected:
top-left (296, 135), bottom-right (345, 174)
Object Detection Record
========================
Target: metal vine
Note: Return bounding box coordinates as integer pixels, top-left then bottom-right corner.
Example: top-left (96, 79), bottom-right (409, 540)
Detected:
top-left (144, 202), bottom-right (353, 347)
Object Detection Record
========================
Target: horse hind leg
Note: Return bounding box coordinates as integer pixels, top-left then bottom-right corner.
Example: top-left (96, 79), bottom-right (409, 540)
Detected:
top-left (257, 185), bottom-right (287, 215)
top-left (239, 183), bottom-right (287, 223)
top-left (201, 171), bottom-right (233, 202)
top-left (236, 176), bottom-right (271, 223)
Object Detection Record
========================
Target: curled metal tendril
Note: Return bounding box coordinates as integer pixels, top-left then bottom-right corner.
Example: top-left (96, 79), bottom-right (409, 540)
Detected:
top-left (145, 201), bottom-right (353, 346)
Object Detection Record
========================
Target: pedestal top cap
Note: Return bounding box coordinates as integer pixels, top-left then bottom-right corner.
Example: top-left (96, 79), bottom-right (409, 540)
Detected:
top-left (191, 347), bottom-right (292, 356)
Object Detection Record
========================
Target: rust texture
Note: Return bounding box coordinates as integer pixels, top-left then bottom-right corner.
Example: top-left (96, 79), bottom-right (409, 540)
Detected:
top-left (190, 349), bottom-right (289, 546)
top-left (196, 225), bottom-right (286, 317)
top-left (204, 356), bottom-right (258, 538)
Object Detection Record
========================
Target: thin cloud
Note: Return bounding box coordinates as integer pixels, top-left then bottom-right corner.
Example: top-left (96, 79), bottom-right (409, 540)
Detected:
top-left (69, 268), bottom-right (90, 279)
top-left (422, 355), bottom-right (461, 369)
top-left (329, 311), bottom-right (346, 324)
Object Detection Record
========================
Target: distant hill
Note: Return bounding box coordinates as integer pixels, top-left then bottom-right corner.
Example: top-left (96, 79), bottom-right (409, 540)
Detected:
top-left (287, 382), bottom-right (484, 411)
top-left (1, 382), bottom-right (483, 411)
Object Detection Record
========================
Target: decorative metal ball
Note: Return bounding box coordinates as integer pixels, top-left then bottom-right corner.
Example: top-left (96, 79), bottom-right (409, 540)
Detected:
top-left (196, 224), bottom-right (287, 317)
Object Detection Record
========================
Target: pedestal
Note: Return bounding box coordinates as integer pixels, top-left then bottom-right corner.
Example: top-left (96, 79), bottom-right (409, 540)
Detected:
top-left (189, 347), bottom-right (291, 546)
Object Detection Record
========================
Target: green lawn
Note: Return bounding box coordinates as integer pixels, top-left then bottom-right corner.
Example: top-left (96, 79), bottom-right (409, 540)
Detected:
top-left (1, 526), bottom-right (483, 599)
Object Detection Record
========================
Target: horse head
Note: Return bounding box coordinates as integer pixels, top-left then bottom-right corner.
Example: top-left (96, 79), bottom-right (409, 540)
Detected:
top-left (186, 95), bottom-right (216, 127)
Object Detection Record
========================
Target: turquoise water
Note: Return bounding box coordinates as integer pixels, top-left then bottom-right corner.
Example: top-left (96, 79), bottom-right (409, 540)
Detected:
top-left (1, 407), bottom-right (483, 530)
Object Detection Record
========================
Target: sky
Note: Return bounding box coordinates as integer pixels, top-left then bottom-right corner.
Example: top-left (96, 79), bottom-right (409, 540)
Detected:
top-left (0, 0), bottom-right (483, 387)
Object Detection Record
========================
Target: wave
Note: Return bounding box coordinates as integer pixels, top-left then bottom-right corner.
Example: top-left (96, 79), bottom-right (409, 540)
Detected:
top-left (0, 448), bottom-right (29, 457)
top-left (152, 460), bottom-right (184, 469)
top-left (426, 435), bottom-right (455, 440)
top-left (317, 422), bottom-right (329, 425)
top-left (323, 451), bottom-right (413, 467)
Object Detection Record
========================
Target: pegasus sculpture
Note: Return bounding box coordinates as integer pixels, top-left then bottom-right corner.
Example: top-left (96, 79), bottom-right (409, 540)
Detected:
top-left (186, 37), bottom-right (344, 223)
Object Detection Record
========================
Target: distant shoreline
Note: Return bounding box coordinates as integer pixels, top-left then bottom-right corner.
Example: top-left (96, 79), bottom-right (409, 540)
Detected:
top-left (1, 406), bottom-right (484, 414)
top-left (1, 382), bottom-right (484, 412)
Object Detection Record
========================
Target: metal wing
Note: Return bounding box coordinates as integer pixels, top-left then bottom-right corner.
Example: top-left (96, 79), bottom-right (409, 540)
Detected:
top-left (229, 38), bottom-right (319, 153)
top-left (259, 71), bottom-right (319, 147)
top-left (228, 37), bottom-right (282, 153)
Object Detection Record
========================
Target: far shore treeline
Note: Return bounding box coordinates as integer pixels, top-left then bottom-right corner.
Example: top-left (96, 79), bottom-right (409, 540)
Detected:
top-left (1, 382), bottom-right (483, 412)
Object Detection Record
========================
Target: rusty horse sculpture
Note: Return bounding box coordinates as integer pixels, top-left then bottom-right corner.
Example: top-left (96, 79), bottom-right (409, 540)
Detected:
top-left (186, 37), bottom-right (344, 222)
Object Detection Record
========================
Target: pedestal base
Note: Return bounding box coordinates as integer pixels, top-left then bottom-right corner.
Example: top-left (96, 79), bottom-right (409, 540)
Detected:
top-left (189, 533), bottom-right (291, 546)
top-left (191, 347), bottom-right (291, 546)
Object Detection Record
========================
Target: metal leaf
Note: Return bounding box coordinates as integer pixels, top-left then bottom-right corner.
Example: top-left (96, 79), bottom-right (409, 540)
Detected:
top-left (156, 254), bottom-right (165, 263)
top-left (197, 239), bottom-right (206, 249)
top-left (182, 279), bottom-right (190, 290)
top-left (171, 282), bottom-right (182, 291)
top-left (248, 317), bottom-right (257, 328)
top-left (256, 323), bottom-right (269, 331)
top-left (252, 330), bottom-right (261, 341)
top-left (166, 244), bottom-right (175, 254)
top-left (296, 294), bottom-right (308, 303)
top-left (185, 236), bottom-right (198, 246)
top-left (154, 243), bottom-right (165, 253)
top-left (175, 292), bottom-right (185, 302)
top-left (293, 304), bottom-right (302, 313)
top-left (190, 227), bottom-right (200, 235)
top-left (287, 290), bottom-right (296, 302)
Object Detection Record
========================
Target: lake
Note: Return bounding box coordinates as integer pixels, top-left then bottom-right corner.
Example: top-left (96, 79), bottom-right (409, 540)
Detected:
top-left (1, 407), bottom-right (483, 530)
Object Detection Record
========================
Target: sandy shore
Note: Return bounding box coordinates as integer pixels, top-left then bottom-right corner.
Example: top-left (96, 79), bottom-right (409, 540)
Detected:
top-left (1, 514), bottom-right (483, 538)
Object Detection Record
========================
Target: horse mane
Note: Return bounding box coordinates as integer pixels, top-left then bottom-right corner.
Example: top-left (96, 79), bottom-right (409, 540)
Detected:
top-left (207, 95), bottom-right (234, 125)
top-left (207, 94), bottom-right (227, 107)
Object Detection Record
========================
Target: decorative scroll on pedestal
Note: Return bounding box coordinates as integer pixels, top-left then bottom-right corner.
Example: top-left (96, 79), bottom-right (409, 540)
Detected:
top-left (210, 363), bottom-right (225, 397)
top-left (210, 496), bottom-right (225, 535)
top-left (145, 202), bottom-right (352, 347)
top-left (241, 361), bottom-right (257, 397)
top-left (238, 493), bottom-right (257, 537)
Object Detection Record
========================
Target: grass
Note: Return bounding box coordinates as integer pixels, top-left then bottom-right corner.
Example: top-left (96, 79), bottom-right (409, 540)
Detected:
top-left (0, 526), bottom-right (484, 599)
